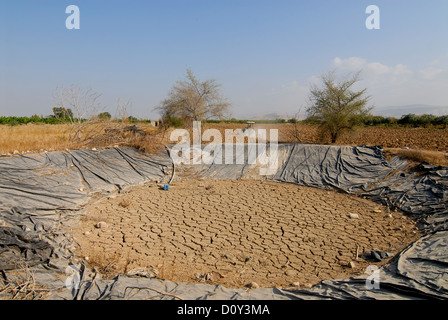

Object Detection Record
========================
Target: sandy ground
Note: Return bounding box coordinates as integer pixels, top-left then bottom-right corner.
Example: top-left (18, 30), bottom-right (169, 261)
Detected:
top-left (71, 179), bottom-right (421, 289)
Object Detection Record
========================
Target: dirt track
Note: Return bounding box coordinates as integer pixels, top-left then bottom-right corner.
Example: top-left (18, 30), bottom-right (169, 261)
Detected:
top-left (72, 179), bottom-right (421, 289)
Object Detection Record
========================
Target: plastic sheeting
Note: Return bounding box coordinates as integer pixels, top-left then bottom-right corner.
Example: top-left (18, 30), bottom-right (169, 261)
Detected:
top-left (274, 144), bottom-right (393, 193)
top-left (0, 147), bottom-right (171, 272)
top-left (0, 144), bottom-right (447, 300)
top-left (273, 144), bottom-right (448, 233)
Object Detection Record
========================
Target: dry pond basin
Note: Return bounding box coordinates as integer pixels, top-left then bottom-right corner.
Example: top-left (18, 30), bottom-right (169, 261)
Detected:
top-left (71, 179), bottom-right (421, 289)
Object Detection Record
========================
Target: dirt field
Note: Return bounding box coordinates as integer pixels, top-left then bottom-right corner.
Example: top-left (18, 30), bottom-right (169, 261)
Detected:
top-left (71, 179), bottom-right (421, 289)
top-left (201, 123), bottom-right (448, 152)
top-left (202, 123), bottom-right (448, 166)
top-left (2, 123), bottom-right (448, 155)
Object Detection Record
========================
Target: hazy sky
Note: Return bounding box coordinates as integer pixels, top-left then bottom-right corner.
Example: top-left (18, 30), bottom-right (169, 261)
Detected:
top-left (1, 0), bottom-right (447, 119)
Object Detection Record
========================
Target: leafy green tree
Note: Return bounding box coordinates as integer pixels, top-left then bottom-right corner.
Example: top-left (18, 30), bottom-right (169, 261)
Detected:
top-left (398, 114), bottom-right (418, 127)
top-left (435, 115), bottom-right (448, 129)
top-left (418, 114), bottom-right (437, 128)
top-left (52, 107), bottom-right (73, 119)
top-left (162, 114), bottom-right (184, 128)
top-left (97, 112), bottom-right (112, 120)
top-left (306, 71), bottom-right (372, 143)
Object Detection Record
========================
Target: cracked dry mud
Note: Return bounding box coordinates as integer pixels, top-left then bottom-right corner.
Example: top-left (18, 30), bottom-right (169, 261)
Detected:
top-left (71, 179), bottom-right (421, 289)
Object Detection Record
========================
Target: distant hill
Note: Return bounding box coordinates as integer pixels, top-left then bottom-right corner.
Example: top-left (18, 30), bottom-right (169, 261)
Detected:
top-left (372, 105), bottom-right (448, 118)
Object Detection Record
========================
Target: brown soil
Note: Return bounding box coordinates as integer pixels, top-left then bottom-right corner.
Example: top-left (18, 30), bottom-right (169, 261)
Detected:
top-left (202, 123), bottom-right (448, 152)
top-left (3, 124), bottom-right (447, 166)
top-left (71, 179), bottom-right (421, 289)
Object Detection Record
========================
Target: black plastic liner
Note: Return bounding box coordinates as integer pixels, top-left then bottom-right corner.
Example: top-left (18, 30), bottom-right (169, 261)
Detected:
top-left (0, 144), bottom-right (446, 299)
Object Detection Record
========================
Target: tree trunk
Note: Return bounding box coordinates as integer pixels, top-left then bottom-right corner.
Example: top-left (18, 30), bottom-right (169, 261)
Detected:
top-left (331, 131), bottom-right (338, 144)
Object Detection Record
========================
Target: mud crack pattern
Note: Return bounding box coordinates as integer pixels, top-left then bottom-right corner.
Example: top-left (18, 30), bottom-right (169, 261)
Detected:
top-left (72, 179), bottom-right (421, 288)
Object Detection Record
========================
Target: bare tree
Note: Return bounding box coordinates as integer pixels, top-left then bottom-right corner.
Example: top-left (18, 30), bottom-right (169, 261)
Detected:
top-left (114, 98), bottom-right (134, 123)
top-left (156, 69), bottom-right (231, 127)
top-left (287, 107), bottom-right (304, 143)
top-left (53, 85), bottom-right (103, 142)
top-left (306, 71), bottom-right (372, 144)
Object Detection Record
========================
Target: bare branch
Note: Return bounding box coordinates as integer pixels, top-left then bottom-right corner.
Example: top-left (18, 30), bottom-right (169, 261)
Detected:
top-left (156, 69), bottom-right (231, 127)
top-left (53, 85), bottom-right (103, 144)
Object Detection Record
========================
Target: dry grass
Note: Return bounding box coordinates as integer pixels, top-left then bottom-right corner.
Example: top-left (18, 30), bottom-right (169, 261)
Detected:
top-left (0, 123), bottom-right (70, 154)
top-left (384, 148), bottom-right (448, 167)
top-left (0, 262), bottom-right (50, 300)
top-left (126, 130), bottom-right (168, 155)
top-left (83, 250), bottom-right (131, 279)
top-left (0, 122), bottom-right (165, 155)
